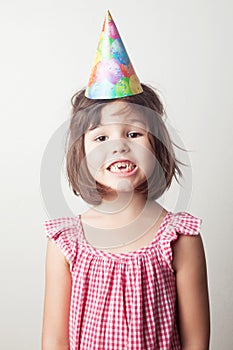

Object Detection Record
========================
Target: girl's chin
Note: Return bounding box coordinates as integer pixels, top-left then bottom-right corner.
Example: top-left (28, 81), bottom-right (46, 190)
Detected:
top-left (96, 179), bottom-right (134, 200)
top-left (116, 179), bottom-right (134, 192)
top-left (97, 177), bottom-right (147, 194)
top-left (103, 179), bottom-right (135, 193)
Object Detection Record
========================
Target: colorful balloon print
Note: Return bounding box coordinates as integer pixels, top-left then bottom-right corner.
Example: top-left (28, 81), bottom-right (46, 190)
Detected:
top-left (85, 10), bottom-right (143, 99)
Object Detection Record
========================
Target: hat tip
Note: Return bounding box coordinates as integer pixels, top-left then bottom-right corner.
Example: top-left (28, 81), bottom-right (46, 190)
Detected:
top-left (106, 9), bottom-right (112, 21)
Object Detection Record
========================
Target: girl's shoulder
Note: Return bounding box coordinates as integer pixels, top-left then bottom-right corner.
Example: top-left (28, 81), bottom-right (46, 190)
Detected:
top-left (167, 211), bottom-right (202, 236)
top-left (43, 214), bottom-right (81, 237)
top-left (158, 211), bottom-right (203, 271)
top-left (43, 214), bottom-right (83, 271)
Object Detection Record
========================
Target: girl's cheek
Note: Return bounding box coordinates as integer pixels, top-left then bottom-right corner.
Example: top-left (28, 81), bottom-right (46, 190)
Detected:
top-left (84, 140), bottom-right (101, 168)
top-left (85, 147), bottom-right (105, 173)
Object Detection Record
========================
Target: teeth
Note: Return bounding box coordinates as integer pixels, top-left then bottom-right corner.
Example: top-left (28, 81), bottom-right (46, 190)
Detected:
top-left (109, 161), bottom-right (135, 172)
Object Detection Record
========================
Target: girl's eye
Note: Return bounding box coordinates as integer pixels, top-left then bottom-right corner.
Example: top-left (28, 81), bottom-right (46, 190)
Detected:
top-left (127, 132), bottom-right (142, 138)
top-left (95, 135), bottom-right (107, 142)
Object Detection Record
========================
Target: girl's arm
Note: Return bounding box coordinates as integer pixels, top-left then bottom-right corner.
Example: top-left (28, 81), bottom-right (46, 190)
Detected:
top-left (42, 239), bottom-right (72, 350)
top-left (172, 235), bottom-right (210, 350)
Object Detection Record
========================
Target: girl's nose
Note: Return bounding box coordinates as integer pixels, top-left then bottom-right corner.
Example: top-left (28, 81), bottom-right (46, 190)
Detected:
top-left (112, 139), bottom-right (130, 154)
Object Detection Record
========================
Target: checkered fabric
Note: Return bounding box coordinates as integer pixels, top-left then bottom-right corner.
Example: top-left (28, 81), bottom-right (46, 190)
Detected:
top-left (44, 211), bottom-right (202, 350)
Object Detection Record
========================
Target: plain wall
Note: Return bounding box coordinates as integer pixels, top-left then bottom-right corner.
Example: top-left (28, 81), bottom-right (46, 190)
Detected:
top-left (1, 0), bottom-right (232, 348)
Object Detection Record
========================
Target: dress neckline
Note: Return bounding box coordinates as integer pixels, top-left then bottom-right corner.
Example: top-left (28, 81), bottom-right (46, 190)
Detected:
top-left (77, 211), bottom-right (172, 260)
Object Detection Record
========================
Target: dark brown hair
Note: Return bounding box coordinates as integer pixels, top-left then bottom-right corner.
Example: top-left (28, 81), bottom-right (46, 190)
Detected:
top-left (66, 84), bottom-right (184, 205)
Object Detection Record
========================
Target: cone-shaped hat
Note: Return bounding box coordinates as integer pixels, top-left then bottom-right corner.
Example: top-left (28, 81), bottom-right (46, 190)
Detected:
top-left (85, 10), bottom-right (143, 99)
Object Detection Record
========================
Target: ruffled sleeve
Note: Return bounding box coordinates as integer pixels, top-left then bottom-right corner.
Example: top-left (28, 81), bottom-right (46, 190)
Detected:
top-left (158, 211), bottom-right (202, 271)
top-left (44, 216), bottom-right (80, 271)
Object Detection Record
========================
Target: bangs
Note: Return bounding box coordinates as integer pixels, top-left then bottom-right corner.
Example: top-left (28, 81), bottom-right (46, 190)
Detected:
top-left (69, 103), bottom-right (103, 145)
top-left (86, 101), bottom-right (161, 134)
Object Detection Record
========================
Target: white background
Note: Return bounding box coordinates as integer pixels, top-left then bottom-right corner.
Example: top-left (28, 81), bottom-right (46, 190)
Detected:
top-left (1, 0), bottom-right (232, 348)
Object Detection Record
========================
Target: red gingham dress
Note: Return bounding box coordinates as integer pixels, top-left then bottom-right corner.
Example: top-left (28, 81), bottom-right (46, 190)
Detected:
top-left (44, 211), bottom-right (202, 350)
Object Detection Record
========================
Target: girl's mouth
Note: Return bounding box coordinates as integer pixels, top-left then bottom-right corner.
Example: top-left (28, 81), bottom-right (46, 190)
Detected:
top-left (107, 160), bottom-right (137, 176)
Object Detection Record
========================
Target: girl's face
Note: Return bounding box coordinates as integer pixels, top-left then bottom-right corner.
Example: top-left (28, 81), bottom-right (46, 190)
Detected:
top-left (84, 101), bottom-right (156, 197)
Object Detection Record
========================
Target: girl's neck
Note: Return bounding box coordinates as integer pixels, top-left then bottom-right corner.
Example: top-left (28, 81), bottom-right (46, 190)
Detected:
top-left (83, 191), bottom-right (164, 228)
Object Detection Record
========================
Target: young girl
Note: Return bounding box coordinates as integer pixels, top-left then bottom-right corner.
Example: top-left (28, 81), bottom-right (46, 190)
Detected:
top-left (42, 11), bottom-right (210, 350)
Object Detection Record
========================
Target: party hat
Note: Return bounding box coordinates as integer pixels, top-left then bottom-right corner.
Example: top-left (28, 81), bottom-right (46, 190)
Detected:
top-left (85, 10), bottom-right (143, 99)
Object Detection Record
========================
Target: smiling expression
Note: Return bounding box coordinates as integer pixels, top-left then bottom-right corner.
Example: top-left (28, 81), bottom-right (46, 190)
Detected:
top-left (84, 101), bottom-right (156, 196)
